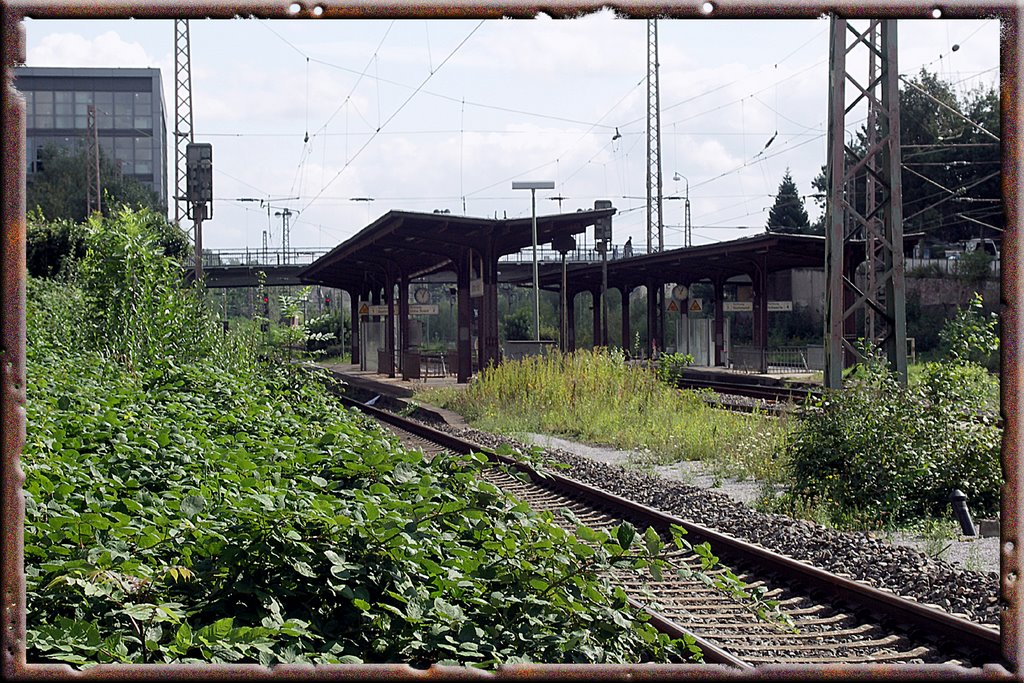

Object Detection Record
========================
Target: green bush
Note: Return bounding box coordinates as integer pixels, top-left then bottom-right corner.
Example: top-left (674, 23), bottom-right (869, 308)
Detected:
top-left (24, 208), bottom-right (703, 666)
top-left (420, 348), bottom-right (781, 469)
top-left (656, 352), bottom-right (694, 386)
top-left (305, 310), bottom-right (349, 353)
top-left (780, 314), bottom-right (1001, 528)
top-left (767, 304), bottom-right (820, 347)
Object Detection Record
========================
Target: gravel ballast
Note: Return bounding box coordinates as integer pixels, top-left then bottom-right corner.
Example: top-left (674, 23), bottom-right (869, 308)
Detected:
top-left (421, 418), bottom-right (1000, 628)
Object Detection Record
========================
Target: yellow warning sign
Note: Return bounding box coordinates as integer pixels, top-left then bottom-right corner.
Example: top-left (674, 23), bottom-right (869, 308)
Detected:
top-left (688, 298), bottom-right (703, 313)
top-left (666, 300), bottom-right (679, 313)
top-left (358, 303), bottom-right (370, 316)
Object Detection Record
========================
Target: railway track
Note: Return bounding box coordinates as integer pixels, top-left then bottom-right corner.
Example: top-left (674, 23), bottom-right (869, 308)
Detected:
top-left (338, 394), bottom-right (1001, 669)
top-left (676, 376), bottom-right (821, 403)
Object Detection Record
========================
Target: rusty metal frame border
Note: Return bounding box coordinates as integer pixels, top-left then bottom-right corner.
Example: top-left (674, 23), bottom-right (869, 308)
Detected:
top-left (1, 1), bottom-right (1019, 680)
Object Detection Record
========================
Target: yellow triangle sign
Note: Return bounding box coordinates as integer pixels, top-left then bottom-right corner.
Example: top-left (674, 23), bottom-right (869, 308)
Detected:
top-left (667, 300), bottom-right (679, 312)
top-left (358, 303), bottom-right (370, 315)
top-left (689, 299), bottom-right (702, 313)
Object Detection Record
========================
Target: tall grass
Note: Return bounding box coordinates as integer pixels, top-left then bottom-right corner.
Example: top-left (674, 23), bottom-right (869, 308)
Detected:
top-left (418, 348), bottom-right (786, 474)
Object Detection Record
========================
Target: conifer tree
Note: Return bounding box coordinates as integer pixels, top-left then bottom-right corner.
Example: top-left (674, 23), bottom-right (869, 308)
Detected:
top-left (766, 168), bottom-right (811, 234)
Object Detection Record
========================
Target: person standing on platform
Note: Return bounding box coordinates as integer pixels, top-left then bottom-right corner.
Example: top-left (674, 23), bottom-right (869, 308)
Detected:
top-left (623, 236), bottom-right (633, 258)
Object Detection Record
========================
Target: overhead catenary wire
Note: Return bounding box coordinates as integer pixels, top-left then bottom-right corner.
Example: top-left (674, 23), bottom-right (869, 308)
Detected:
top-left (298, 21), bottom-right (485, 216)
top-left (898, 75), bottom-right (1000, 142)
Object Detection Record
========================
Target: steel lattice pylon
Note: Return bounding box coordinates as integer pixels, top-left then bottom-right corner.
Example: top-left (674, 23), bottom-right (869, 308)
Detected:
top-left (174, 19), bottom-right (194, 229)
top-left (824, 17), bottom-right (908, 388)
top-left (646, 18), bottom-right (664, 253)
top-left (85, 104), bottom-right (101, 215)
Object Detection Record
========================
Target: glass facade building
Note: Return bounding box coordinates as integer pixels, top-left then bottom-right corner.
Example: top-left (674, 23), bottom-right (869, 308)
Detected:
top-left (15, 66), bottom-right (168, 210)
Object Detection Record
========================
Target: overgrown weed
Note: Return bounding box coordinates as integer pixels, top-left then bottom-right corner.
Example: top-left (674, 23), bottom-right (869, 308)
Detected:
top-left (417, 348), bottom-right (786, 482)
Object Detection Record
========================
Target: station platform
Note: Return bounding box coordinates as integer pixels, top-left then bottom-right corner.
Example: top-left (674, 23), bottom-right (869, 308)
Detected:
top-left (317, 362), bottom-right (466, 399)
top-left (316, 361), bottom-right (470, 428)
top-left (676, 364), bottom-right (821, 388)
top-left (318, 359), bottom-right (820, 399)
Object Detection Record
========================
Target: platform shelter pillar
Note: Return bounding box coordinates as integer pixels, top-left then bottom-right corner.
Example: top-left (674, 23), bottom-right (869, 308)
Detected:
top-left (713, 276), bottom-right (724, 367)
top-left (481, 247), bottom-right (501, 371)
top-left (384, 271), bottom-right (397, 378)
top-left (456, 254), bottom-right (473, 383)
top-left (645, 279), bottom-right (658, 359)
top-left (567, 290), bottom-right (577, 352)
top-left (350, 287), bottom-right (361, 365)
top-left (753, 260), bottom-right (769, 374)
top-left (398, 273), bottom-right (410, 375)
top-left (620, 285), bottom-right (631, 356)
top-left (591, 287), bottom-right (602, 348)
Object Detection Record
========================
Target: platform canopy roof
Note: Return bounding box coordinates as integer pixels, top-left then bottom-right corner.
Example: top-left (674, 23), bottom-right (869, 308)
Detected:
top-left (522, 232), bottom-right (835, 292)
top-left (298, 207), bottom-right (615, 292)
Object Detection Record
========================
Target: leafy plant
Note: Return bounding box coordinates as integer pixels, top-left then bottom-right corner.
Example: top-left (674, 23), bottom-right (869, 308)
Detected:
top-left (656, 352), bottom-right (694, 386)
top-left (779, 313), bottom-right (1001, 528)
top-left (306, 311), bottom-right (349, 354)
top-left (24, 208), bottom-right (709, 667)
top-left (75, 207), bottom-right (219, 371)
top-left (417, 348), bottom-right (783, 478)
top-left (939, 293), bottom-right (999, 367)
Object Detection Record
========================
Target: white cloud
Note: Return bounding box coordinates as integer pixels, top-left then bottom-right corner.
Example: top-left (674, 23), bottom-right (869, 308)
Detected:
top-left (27, 30), bottom-right (157, 68)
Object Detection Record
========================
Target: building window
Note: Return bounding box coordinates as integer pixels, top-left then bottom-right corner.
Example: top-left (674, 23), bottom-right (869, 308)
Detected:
top-left (134, 116), bottom-right (152, 130)
top-left (94, 91), bottom-right (112, 111)
top-left (54, 91), bottom-right (71, 104)
top-left (113, 136), bottom-right (132, 165)
top-left (114, 91), bottom-right (133, 116)
top-left (55, 115), bottom-right (73, 128)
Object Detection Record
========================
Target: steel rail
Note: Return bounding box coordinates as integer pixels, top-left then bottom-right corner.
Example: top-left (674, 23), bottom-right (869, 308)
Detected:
top-left (341, 395), bottom-right (1001, 665)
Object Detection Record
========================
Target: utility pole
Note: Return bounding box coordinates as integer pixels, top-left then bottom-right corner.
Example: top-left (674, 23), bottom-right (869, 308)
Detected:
top-left (174, 20), bottom-right (195, 232)
top-left (824, 17), bottom-right (907, 388)
top-left (275, 208), bottom-right (294, 264)
top-left (85, 104), bottom-right (101, 215)
top-left (646, 19), bottom-right (664, 253)
top-left (594, 200), bottom-right (613, 347)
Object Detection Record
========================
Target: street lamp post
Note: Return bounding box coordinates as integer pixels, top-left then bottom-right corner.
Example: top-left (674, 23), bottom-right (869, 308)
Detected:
top-left (673, 172), bottom-right (692, 247)
top-left (512, 180), bottom-right (555, 342)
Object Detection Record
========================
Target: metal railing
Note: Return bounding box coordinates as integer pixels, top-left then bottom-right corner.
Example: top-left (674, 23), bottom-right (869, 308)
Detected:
top-left (200, 247), bottom-right (330, 268)
top-left (499, 243), bottom-right (683, 264)
top-left (730, 345), bottom-right (816, 374)
top-left (197, 243), bottom-right (688, 269)
top-left (905, 256), bottom-right (1000, 277)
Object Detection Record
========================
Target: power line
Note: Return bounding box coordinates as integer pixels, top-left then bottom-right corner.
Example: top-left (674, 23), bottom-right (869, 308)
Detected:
top-left (309, 54), bottom-right (616, 130)
top-left (899, 75), bottom-right (1000, 141)
top-left (299, 21), bottom-right (485, 214)
top-left (903, 170), bottom-right (1000, 223)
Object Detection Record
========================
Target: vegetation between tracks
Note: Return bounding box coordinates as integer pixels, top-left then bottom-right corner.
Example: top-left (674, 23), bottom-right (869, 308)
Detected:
top-left (419, 308), bottom-right (1000, 532)
top-left (25, 208), bottom-right (706, 667)
top-left (775, 302), bottom-right (1001, 528)
top-left (417, 348), bottom-right (788, 481)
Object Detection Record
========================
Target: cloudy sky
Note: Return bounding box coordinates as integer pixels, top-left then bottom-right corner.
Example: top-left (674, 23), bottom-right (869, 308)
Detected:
top-left (21, 11), bottom-right (1000, 253)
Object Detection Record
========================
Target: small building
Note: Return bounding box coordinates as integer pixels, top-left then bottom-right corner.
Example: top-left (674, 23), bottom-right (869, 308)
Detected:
top-left (14, 66), bottom-right (169, 208)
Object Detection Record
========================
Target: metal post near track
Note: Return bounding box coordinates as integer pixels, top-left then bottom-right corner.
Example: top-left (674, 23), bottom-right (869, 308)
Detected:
top-left (824, 17), bottom-right (907, 388)
top-left (513, 181), bottom-right (555, 342)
